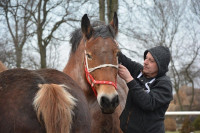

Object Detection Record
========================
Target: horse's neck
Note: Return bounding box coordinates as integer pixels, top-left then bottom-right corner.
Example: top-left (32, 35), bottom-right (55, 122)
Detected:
top-left (64, 53), bottom-right (84, 81)
top-left (90, 103), bottom-right (122, 133)
top-left (63, 47), bottom-right (91, 96)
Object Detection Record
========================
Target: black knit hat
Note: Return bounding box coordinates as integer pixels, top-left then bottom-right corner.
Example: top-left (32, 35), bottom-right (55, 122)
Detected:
top-left (144, 46), bottom-right (171, 77)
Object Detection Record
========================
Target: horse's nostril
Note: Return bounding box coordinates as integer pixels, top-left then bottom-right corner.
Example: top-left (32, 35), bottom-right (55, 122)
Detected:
top-left (100, 95), bottom-right (119, 108)
top-left (111, 95), bottom-right (119, 108)
top-left (101, 96), bottom-right (110, 107)
top-left (100, 95), bottom-right (119, 114)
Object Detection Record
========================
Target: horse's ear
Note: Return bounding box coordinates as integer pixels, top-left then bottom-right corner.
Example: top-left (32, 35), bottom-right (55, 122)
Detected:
top-left (81, 14), bottom-right (93, 40)
top-left (110, 12), bottom-right (118, 35)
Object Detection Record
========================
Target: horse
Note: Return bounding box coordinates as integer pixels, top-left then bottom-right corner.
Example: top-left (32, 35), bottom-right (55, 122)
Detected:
top-left (0, 61), bottom-right (7, 73)
top-left (63, 12), bottom-right (128, 133)
top-left (0, 68), bottom-right (91, 133)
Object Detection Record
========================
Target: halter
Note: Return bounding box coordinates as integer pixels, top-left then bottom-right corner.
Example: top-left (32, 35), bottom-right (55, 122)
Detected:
top-left (84, 40), bottom-right (118, 97)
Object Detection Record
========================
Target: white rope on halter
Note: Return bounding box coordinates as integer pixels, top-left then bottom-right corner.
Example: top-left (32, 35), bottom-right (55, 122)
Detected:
top-left (88, 64), bottom-right (118, 73)
top-left (85, 50), bottom-right (118, 72)
top-left (84, 39), bottom-right (119, 73)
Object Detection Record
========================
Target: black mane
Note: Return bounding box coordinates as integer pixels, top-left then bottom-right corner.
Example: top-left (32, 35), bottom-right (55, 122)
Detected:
top-left (70, 21), bottom-right (116, 53)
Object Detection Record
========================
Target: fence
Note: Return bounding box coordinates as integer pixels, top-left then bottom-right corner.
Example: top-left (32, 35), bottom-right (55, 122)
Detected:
top-left (165, 111), bottom-right (200, 132)
top-left (166, 111), bottom-right (200, 116)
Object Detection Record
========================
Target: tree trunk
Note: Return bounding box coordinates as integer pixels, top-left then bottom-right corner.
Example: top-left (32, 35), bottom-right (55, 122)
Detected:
top-left (107, 0), bottom-right (118, 22)
top-left (39, 45), bottom-right (46, 68)
top-left (16, 47), bottom-right (22, 68)
top-left (99, 0), bottom-right (105, 21)
top-left (37, 24), bottom-right (47, 68)
top-left (175, 88), bottom-right (183, 111)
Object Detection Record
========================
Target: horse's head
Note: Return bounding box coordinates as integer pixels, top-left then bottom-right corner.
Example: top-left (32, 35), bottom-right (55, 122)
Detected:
top-left (81, 13), bottom-right (120, 114)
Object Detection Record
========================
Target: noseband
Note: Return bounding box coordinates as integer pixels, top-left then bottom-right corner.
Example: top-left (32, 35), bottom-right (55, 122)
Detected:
top-left (84, 40), bottom-right (118, 97)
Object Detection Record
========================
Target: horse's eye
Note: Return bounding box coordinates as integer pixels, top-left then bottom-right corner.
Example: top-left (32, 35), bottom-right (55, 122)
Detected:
top-left (86, 53), bottom-right (92, 59)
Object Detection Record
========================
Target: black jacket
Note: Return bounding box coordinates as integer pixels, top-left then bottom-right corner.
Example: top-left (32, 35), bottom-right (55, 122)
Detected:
top-left (119, 51), bottom-right (173, 133)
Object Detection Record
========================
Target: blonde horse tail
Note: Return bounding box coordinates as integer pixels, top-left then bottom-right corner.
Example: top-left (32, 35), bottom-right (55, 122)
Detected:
top-left (0, 61), bottom-right (7, 73)
top-left (33, 83), bottom-right (77, 133)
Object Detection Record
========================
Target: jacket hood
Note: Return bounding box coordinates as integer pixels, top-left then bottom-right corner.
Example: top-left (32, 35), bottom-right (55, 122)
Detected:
top-left (144, 46), bottom-right (171, 77)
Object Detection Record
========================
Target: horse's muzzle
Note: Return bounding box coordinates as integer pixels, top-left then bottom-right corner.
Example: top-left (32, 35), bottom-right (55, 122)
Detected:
top-left (100, 95), bottom-right (119, 114)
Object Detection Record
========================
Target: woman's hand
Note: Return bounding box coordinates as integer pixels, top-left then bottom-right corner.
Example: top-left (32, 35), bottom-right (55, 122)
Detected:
top-left (118, 64), bottom-right (134, 83)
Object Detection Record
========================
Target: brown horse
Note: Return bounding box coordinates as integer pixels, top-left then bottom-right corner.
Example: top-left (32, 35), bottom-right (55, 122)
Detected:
top-left (0, 68), bottom-right (91, 133)
top-left (0, 61), bottom-right (7, 73)
top-left (63, 13), bottom-right (128, 133)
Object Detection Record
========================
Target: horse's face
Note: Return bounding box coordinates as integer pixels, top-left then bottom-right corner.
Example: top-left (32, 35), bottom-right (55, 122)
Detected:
top-left (82, 13), bottom-right (120, 114)
top-left (86, 37), bottom-right (119, 113)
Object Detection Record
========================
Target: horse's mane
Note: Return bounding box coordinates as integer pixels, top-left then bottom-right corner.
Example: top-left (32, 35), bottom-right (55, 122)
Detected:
top-left (70, 21), bottom-right (116, 53)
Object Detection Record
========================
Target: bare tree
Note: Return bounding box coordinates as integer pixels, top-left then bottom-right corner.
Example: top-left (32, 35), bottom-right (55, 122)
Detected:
top-left (0, 38), bottom-right (16, 68)
top-left (0, 0), bottom-right (33, 68)
top-left (186, 0), bottom-right (200, 110)
top-left (29, 0), bottom-right (90, 68)
top-left (0, 0), bottom-right (98, 69)
top-left (191, 0), bottom-right (200, 24)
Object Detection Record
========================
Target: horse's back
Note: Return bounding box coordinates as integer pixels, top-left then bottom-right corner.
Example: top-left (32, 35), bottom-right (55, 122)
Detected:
top-left (0, 68), bottom-right (90, 133)
top-left (0, 69), bottom-right (45, 133)
top-left (35, 69), bottom-right (91, 133)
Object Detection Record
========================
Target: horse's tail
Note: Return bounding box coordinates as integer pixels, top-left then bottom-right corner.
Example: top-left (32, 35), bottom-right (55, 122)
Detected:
top-left (33, 83), bottom-right (77, 133)
top-left (0, 61), bottom-right (7, 73)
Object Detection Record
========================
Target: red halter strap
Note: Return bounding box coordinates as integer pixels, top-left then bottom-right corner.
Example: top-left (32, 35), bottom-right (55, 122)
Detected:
top-left (84, 57), bottom-right (118, 97)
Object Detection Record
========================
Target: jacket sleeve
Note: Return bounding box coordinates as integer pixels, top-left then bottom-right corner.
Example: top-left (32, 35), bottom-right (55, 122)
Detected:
top-left (126, 76), bottom-right (173, 111)
top-left (118, 52), bottom-right (143, 79)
